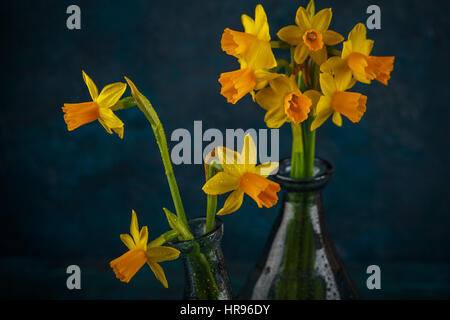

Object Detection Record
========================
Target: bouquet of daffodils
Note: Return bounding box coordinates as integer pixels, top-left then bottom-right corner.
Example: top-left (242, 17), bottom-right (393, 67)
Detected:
top-left (218, 0), bottom-right (394, 178)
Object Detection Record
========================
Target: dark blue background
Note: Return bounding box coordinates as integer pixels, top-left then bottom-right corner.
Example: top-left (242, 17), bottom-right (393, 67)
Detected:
top-left (1, 0), bottom-right (449, 299)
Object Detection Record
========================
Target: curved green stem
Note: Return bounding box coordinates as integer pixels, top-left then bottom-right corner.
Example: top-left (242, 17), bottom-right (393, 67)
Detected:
top-left (148, 230), bottom-right (179, 247)
top-left (125, 78), bottom-right (190, 231)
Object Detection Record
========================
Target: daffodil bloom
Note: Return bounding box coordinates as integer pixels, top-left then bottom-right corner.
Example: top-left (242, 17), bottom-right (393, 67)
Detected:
top-left (255, 75), bottom-right (321, 128)
top-left (341, 23), bottom-right (395, 85)
top-left (62, 71), bottom-right (127, 138)
top-left (221, 4), bottom-right (276, 69)
top-left (277, 7), bottom-right (343, 65)
top-left (110, 210), bottom-right (180, 288)
top-left (310, 71), bottom-right (367, 130)
top-left (219, 5), bottom-right (278, 104)
top-left (219, 61), bottom-right (279, 104)
top-left (202, 134), bottom-right (280, 215)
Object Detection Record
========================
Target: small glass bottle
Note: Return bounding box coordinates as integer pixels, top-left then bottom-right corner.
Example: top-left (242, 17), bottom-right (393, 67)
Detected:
top-left (169, 217), bottom-right (233, 300)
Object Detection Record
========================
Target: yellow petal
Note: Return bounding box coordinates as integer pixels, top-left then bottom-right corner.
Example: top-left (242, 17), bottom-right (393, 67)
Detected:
top-left (96, 82), bottom-right (127, 108)
top-left (264, 105), bottom-right (288, 128)
top-left (254, 69), bottom-right (280, 90)
top-left (341, 39), bottom-right (353, 60)
top-left (256, 162), bottom-right (279, 177)
top-left (269, 75), bottom-right (292, 95)
top-left (320, 57), bottom-right (354, 91)
top-left (241, 14), bottom-right (255, 34)
top-left (322, 30), bottom-right (344, 45)
top-left (277, 25), bottom-right (302, 45)
top-left (112, 126), bottom-right (124, 139)
top-left (147, 246), bottom-right (180, 262)
top-left (311, 96), bottom-right (333, 130)
top-left (245, 40), bottom-right (277, 70)
top-left (216, 146), bottom-right (242, 177)
top-left (202, 172), bottom-right (240, 195)
top-left (98, 107), bottom-right (124, 137)
top-left (347, 23), bottom-right (374, 56)
top-left (320, 56), bottom-right (346, 73)
top-left (304, 89), bottom-right (321, 106)
top-left (139, 226), bottom-right (148, 249)
top-left (335, 66), bottom-right (354, 91)
top-left (240, 134), bottom-right (257, 167)
top-left (241, 5), bottom-right (271, 41)
top-left (309, 47), bottom-right (328, 65)
top-left (332, 112), bottom-right (343, 127)
top-left (319, 73), bottom-right (337, 96)
top-left (120, 234), bottom-right (136, 250)
top-left (294, 43), bottom-right (309, 64)
top-left (255, 86), bottom-right (281, 111)
top-left (253, 4), bottom-right (271, 41)
top-left (130, 210), bottom-right (140, 245)
top-left (216, 146), bottom-right (239, 165)
top-left (303, 89), bottom-right (322, 115)
top-left (82, 70), bottom-right (98, 101)
top-left (217, 189), bottom-right (245, 216)
top-left (148, 262), bottom-right (168, 288)
top-left (312, 8), bottom-right (332, 32)
top-left (295, 7), bottom-right (312, 30)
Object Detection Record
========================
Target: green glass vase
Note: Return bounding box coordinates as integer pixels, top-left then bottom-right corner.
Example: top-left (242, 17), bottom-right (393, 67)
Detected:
top-left (169, 217), bottom-right (233, 300)
top-left (241, 158), bottom-right (359, 300)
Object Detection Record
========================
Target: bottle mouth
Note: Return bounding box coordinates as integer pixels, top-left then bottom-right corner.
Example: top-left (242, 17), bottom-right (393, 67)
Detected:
top-left (167, 217), bottom-right (223, 251)
top-left (273, 157), bottom-right (334, 192)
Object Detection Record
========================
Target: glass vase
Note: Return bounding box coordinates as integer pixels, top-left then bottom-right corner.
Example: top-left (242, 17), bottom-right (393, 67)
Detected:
top-left (169, 217), bottom-right (233, 300)
top-left (240, 158), bottom-right (360, 300)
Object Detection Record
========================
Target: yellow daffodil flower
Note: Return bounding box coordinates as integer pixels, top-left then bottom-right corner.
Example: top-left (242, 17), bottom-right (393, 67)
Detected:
top-left (339, 23), bottom-right (394, 85)
top-left (219, 5), bottom-right (279, 104)
top-left (202, 134), bottom-right (280, 215)
top-left (310, 71), bottom-right (367, 130)
top-left (221, 4), bottom-right (276, 69)
top-left (219, 62), bottom-right (279, 104)
top-left (277, 6), bottom-right (343, 65)
top-left (110, 210), bottom-right (180, 288)
top-left (255, 74), bottom-right (321, 128)
top-left (62, 71), bottom-right (127, 138)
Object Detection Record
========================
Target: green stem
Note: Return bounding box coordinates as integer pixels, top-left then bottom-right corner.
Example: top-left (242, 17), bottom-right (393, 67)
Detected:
top-left (327, 46), bottom-right (342, 57)
top-left (126, 79), bottom-right (191, 231)
top-left (188, 243), bottom-right (221, 299)
top-left (303, 62), bottom-right (320, 178)
top-left (289, 46), bottom-right (296, 76)
top-left (148, 230), bottom-right (178, 247)
top-left (205, 164), bottom-right (217, 233)
top-left (290, 123), bottom-right (305, 178)
top-left (270, 40), bottom-right (290, 50)
top-left (305, 124), bottom-right (316, 178)
top-left (110, 96), bottom-right (136, 111)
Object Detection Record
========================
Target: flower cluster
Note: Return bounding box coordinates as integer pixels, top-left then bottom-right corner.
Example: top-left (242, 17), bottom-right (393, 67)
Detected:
top-left (219, 1), bottom-right (395, 131)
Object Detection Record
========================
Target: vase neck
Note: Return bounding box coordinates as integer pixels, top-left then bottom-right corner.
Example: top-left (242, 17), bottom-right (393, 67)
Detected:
top-left (273, 157), bottom-right (333, 192)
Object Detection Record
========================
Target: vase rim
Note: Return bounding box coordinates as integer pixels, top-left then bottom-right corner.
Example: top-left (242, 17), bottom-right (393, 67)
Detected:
top-left (273, 157), bottom-right (333, 191)
top-left (167, 216), bottom-right (223, 247)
